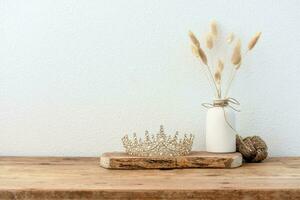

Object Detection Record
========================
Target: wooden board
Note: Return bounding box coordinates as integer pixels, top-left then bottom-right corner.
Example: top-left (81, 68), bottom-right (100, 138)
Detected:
top-left (100, 151), bottom-right (242, 169)
top-left (0, 157), bottom-right (299, 200)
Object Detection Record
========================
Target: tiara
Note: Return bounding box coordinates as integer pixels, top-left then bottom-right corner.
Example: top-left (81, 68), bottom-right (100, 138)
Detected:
top-left (122, 125), bottom-right (194, 157)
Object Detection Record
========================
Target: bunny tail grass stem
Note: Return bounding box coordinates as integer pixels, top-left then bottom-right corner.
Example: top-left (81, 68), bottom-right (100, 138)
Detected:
top-left (202, 64), bottom-right (215, 96)
top-left (206, 64), bottom-right (220, 99)
top-left (209, 53), bottom-right (220, 98)
top-left (198, 60), bottom-right (218, 98)
top-left (224, 69), bottom-right (236, 97)
top-left (224, 50), bottom-right (249, 97)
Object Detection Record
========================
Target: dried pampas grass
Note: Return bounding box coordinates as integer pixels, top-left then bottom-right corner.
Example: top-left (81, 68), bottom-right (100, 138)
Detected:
top-left (217, 59), bottom-right (224, 72)
top-left (189, 31), bottom-right (200, 48)
top-left (191, 45), bottom-right (200, 58)
top-left (231, 40), bottom-right (242, 66)
top-left (188, 20), bottom-right (261, 99)
top-left (214, 59), bottom-right (224, 96)
top-left (235, 62), bottom-right (242, 70)
top-left (206, 33), bottom-right (214, 49)
top-left (198, 47), bottom-right (208, 65)
top-left (214, 60), bottom-right (224, 85)
top-left (226, 33), bottom-right (235, 44)
top-left (214, 71), bottom-right (221, 85)
top-left (210, 20), bottom-right (218, 38)
top-left (191, 45), bottom-right (207, 65)
top-left (248, 32), bottom-right (261, 50)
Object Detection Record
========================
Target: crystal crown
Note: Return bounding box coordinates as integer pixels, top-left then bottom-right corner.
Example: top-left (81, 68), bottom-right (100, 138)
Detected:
top-left (122, 125), bottom-right (194, 157)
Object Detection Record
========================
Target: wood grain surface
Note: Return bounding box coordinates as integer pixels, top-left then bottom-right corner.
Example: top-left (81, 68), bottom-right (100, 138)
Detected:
top-left (100, 151), bottom-right (242, 169)
top-left (0, 156), bottom-right (299, 199)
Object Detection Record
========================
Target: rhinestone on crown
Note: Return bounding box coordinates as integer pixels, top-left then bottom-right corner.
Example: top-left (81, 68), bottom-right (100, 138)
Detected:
top-left (122, 125), bottom-right (194, 157)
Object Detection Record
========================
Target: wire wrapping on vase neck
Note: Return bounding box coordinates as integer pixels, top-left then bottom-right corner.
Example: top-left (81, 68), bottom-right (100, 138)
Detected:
top-left (202, 97), bottom-right (240, 134)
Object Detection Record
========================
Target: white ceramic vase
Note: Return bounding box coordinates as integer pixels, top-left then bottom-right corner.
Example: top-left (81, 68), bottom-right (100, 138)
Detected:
top-left (205, 106), bottom-right (236, 153)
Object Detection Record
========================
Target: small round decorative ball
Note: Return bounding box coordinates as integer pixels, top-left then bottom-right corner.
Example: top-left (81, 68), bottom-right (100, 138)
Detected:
top-left (236, 135), bottom-right (268, 162)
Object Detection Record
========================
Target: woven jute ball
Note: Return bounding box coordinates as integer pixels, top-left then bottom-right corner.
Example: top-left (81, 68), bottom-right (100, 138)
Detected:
top-left (236, 135), bottom-right (268, 162)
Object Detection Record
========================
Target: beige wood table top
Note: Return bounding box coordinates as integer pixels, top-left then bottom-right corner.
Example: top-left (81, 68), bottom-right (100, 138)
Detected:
top-left (0, 156), bottom-right (299, 200)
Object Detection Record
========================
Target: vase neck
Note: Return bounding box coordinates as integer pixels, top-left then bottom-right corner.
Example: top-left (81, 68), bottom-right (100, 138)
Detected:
top-left (213, 99), bottom-right (229, 107)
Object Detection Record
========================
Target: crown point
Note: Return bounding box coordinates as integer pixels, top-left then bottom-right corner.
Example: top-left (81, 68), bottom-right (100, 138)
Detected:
top-left (160, 125), bottom-right (164, 134)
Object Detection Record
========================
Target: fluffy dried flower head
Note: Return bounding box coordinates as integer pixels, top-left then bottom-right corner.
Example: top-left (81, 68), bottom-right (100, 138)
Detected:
top-left (248, 32), bottom-right (261, 50)
top-left (210, 20), bottom-right (218, 37)
top-left (191, 45), bottom-right (208, 65)
top-left (189, 31), bottom-right (200, 48)
top-left (206, 33), bottom-right (214, 49)
top-left (191, 45), bottom-right (200, 58)
top-left (235, 62), bottom-right (242, 70)
top-left (214, 71), bottom-right (221, 85)
top-left (214, 59), bottom-right (224, 85)
top-left (231, 39), bottom-right (242, 66)
top-left (198, 47), bottom-right (208, 65)
top-left (217, 59), bottom-right (224, 72)
top-left (227, 32), bottom-right (235, 44)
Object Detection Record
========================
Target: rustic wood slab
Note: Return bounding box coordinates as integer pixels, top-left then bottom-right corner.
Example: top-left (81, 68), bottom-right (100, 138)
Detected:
top-left (100, 151), bottom-right (242, 169)
top-left (0, 157), bottom-right (299, 200)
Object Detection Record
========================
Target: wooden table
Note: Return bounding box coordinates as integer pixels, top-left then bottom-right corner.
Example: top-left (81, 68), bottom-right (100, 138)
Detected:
top-left (0, 157), bottom-right (299, 200)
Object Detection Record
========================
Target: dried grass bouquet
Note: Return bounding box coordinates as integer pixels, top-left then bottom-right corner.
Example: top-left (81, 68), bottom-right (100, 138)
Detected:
top-left (189, 20), bottom-right (261, 99)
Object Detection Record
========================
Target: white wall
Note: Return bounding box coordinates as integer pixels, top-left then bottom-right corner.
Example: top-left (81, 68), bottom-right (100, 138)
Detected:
top-left (0, 0), bottom-right (299, 156)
